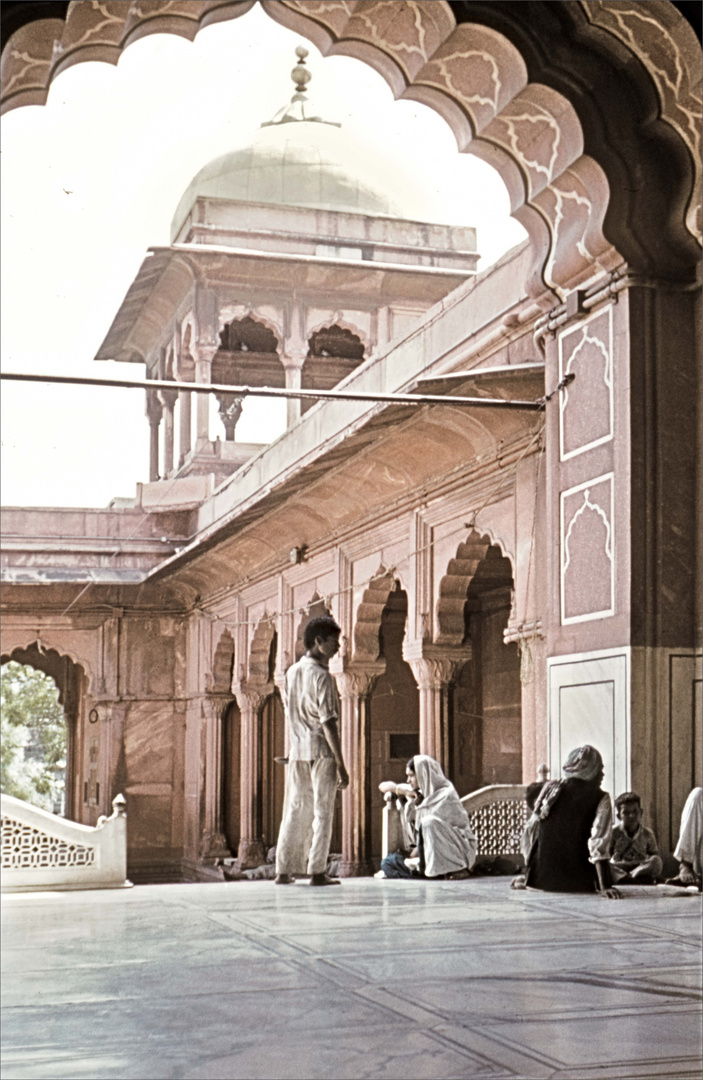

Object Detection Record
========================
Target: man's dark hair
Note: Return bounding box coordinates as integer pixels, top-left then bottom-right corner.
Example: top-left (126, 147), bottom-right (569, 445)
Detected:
top-left (304, 615), bottom-right (341, 650)
top-left (614, 791), bottom-right (642, 813)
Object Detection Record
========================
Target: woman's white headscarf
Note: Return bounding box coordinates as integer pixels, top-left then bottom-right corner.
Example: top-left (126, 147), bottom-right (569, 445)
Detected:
top-left (409, 755), bottom-right (477, 876)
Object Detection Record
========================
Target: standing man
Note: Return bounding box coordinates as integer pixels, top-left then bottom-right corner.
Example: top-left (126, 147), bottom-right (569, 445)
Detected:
top-left (275, 615), bottom-right (349, 886)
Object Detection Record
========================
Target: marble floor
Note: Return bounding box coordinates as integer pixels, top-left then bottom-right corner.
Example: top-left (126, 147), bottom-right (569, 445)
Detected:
top-left (1, 878), bottom-right (701, 1080)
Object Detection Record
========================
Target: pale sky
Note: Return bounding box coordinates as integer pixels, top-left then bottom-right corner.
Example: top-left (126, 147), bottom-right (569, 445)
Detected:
top-left (1, 3), bottom-right (526, 509)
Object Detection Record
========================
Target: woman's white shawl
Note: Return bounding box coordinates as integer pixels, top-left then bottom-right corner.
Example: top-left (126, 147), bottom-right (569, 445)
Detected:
top-left (403, 755), bottom-right (477, 877)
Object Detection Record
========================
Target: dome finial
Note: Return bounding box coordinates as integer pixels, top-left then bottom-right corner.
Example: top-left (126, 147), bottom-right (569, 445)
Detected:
top-left (291, 46), bottom-right (311, 98)
top-left (261, 45), bottom-right (340, 128)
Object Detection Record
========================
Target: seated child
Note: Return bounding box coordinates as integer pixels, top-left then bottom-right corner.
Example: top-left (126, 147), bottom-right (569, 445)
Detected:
top-left (609, 791), bottom-right (662, 885)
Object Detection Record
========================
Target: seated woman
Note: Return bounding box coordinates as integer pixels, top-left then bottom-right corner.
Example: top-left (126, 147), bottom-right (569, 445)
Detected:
top-left (376, 755), bottom-right (477, 880)
top-left (515, 744), bottom-right (620, 898)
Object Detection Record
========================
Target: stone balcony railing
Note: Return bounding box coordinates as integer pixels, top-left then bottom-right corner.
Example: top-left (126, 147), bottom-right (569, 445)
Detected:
top-left (1, 793), bottom-right (131, 892)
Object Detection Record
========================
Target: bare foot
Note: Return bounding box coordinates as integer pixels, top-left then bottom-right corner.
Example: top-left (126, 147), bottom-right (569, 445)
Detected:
top-left (275, 874), bottom-right (295, 885)
top-left (511, 875), bottom-right (527, 890)
top-left (444, 868), bottom-right (471, 880)
top-left (310, 873), bottom-right (341, 886)
top-left (679, 863), bottom-right (702, 888)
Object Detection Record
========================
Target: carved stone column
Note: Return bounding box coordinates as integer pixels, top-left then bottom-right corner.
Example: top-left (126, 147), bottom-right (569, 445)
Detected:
top-left (282, 342), bottom-right (307, 428)
top-left (332, 662), bottom-right (383, 876)
top-left (179, 389), bottom-right (192, 465)
top-left (404, 645), bottom-right (468, 773)
top-left (216, 393), bottom-right (244, 441)
top-left (159, 388), bottom-right (178, 477)
top-left (176, 341), bottom-right (194, 467)
top-left (504, 619), bottom-right (546, 783)
top-left (145, 389), bottom-right (163, 482)
top-left (234, 684), bottom-right (267, 870)
top-left (199, 696), bottom-right (231, 862)
top-left (193, 344), bottom-right (217, 445)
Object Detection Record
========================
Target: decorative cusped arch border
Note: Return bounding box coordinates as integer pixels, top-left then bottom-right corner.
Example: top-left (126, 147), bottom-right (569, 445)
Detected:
top-left (435, 529), bottom-right (515, 647)
top-left (210, 626), bottom-right (235, 692)
top-left (352, 568), bottom-right (410, 664)
top-left (247, 612), bottom-right (277, 687)
top-left (2, 1), bottom-right (699, 291)
top-left (304, 314), bottom-right (372, 359)
top-left (1, 634), bottom-right (96, 698)
top-left (216, 302), bottom-right (284, 351)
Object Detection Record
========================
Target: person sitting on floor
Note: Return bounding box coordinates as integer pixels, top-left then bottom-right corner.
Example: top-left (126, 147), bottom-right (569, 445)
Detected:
top-left (667, 787), bottom-right (703, 889)
top-left (376, 755), bottom-right (477, 881)
top-left (515, 744), bottom-right (621, 898)
top-left (609, 791), bottom-right (663, 885)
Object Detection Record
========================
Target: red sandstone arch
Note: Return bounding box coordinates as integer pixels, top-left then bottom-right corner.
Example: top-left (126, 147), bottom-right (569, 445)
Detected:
top-left (210, 628), bottom-right (235, 692)
top-left (353, 570), bottom-right (403, 663)
top-left (435, 530), bottom-right (514, 646)
top-left (1, 1), bottom-right (699, 293)
top-left (1, 641), bottom-right (89, 821)
top-left (247, 614), bottom-right (277, 686)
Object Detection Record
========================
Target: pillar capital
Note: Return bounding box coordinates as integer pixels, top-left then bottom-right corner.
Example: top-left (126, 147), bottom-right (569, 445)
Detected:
top-left (145, 389), bottom-right (163, 425)
top-left (402, 642), bottom-right (469, 689)
top-left (233, 682), bottom-right (269, 714)
top-left (191, 343), bottom-right (218, 369)
top-left (330, 660), bottom-right (384, 700)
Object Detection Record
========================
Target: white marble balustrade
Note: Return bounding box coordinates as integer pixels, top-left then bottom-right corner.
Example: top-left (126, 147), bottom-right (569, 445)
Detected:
top-left (1, 793), bottom-right (131, 892)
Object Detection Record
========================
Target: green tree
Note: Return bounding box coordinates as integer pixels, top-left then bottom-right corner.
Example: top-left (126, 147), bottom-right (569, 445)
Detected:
top-left (1, 662), bottom-right (66, 813)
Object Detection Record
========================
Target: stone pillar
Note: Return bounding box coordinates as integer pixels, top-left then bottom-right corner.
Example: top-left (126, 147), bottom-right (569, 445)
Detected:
top-left (216, 393), bottom-right (244, 441)
top-left (145, 389), bottom-right (163, 482)
top-left (194, 344), bottom-right (217, 445)
top-left (179, 390), bottom-right (192, 465)
top-left (283, 304), bottom-right (308, 427)
top-left (159, 388), bottom-right (178, 477)
top-left (404, 646), bottom-right (466, 774)
top-left (199, 697), bottom-right (231, 862)
top-left (234, 684), bottom-right (267, 870)
top-left (284, 363), bottom-right (303, 427)
top-left (332, 663), bottom-right (383, 876)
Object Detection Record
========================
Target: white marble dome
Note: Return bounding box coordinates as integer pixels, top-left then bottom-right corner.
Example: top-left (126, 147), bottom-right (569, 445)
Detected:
top-left (170, 117), bottom-right (424, 241)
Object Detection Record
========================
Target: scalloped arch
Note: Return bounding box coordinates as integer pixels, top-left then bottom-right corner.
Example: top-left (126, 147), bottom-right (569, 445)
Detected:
top-left (1, 638), bottom-right (94, 700)
top-left (248, 613), bottom-right (277, 686)
top-left (353, 570), bottom-right (408, 663)
top-left (1, 1), bottom-right (699, 287)
top-left (210, 627), bottom-right (235, 692)
top-left (435, 530), bottom-right (514, 647)
top-left (305, 317), bottom-right (370, 357)
top-left (217, 303), bottom-right (283, 350)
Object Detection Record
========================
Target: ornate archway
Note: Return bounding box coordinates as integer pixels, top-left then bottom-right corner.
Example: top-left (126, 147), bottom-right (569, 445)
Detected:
top-left (2, 1), bottom-right (699, 291)
top-left (0, 642), bottom-right (88, 822)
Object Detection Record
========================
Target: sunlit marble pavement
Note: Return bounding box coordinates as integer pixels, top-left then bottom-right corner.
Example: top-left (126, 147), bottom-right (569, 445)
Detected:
top-left (2, 878), bottom-right (701, 1080)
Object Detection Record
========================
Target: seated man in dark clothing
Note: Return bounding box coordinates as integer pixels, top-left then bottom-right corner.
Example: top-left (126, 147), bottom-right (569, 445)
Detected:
top-left (609, 791), bottom-right (662, 885)
top-left (516, 745), bottom-right (620, 898)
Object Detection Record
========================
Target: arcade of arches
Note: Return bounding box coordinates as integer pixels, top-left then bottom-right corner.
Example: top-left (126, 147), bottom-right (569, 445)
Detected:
top-left (0, 1), bottom-right (701, 882)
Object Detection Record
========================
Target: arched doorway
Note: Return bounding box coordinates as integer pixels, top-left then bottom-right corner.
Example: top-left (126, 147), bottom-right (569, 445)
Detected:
top-left (259, 691), bottom-right (285, 851)
top-left (301, 326), bottom-right (365, 416)
top-left (1, 660), bottom-right (65, 815)
top-left (221, 698), bottom-right (241, 857)
top-left (367, 584), bottom-right (420, 860)
top-left (449, 544), bottom-right (522, 794)
top-left (0, 643), bottom-right (87, 821)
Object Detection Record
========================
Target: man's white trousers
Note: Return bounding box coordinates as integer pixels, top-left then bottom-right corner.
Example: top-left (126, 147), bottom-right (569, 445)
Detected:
top-left (276, 758), bottom-right (338, 876)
